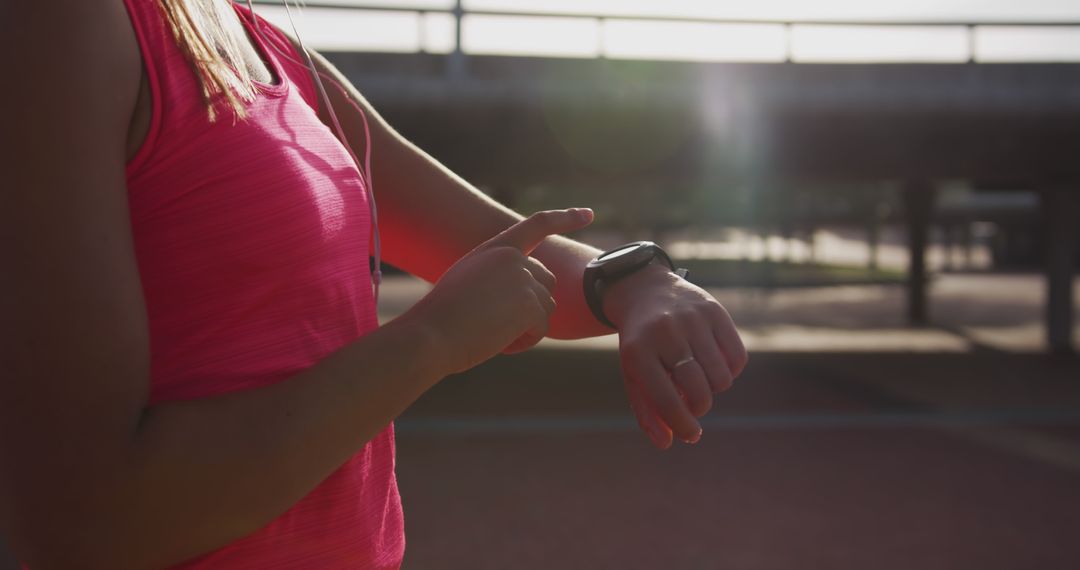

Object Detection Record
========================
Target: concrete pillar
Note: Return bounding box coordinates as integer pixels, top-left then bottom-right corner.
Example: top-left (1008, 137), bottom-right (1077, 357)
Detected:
top-left (806, 227), bottom-right (818, 264)
top-left (903, 182), bottom-right (935, 325)
top-left (941, 224), bottom-right (955, 272)
top-left (959, 222), bottom-right (976, 269)
top-left (866, 216), bottom-right (880, 271)
top-left (1043, 188), bottom-right (1077, 354)
top-left (448, 0), bottom-right (467, 79)
top-left (780, 224), bottom-right (794, 263)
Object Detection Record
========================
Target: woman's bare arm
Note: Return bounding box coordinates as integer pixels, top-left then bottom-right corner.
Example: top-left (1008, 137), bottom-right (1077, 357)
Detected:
top-left (0, 2), bottom-right (580, 567)
top-left (298, 46), bottom-right (748, 449)
top-left (293, 46), bottom-right (620, 340)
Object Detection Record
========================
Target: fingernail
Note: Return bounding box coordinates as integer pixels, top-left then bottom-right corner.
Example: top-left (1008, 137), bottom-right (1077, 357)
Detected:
top-left (576, 208), bottom-right (593, 221)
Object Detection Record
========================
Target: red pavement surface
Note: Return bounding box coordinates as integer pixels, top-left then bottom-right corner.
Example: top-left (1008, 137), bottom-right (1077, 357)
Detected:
top-left (394, 351), bottom-right (1080, 570)
top-left (397, 429), bottom-right (1080, 570)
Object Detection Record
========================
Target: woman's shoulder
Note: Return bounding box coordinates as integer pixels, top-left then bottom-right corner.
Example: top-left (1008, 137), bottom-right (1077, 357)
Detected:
top-left (7, 1), bottom-right (143, 121)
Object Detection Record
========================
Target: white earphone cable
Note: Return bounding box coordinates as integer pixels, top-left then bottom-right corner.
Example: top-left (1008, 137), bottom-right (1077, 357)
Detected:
top-left (244, 0), bottom-right (383, 307)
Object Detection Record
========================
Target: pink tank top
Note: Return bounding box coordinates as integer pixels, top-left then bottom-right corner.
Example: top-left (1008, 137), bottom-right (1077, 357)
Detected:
top-left (120, 1), bottom-right (403, 567)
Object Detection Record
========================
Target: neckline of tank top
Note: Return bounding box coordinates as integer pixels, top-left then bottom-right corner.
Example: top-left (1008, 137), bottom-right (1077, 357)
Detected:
top-left (231, 2), bottom-right (290, 98)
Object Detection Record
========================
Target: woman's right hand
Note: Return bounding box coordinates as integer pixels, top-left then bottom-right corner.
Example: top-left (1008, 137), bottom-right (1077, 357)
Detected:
top-left (399, 208), bottom-right (594, 375)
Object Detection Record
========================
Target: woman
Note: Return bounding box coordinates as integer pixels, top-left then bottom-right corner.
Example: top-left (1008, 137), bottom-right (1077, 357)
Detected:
top-left (0, 0), bottom-right (747, 567)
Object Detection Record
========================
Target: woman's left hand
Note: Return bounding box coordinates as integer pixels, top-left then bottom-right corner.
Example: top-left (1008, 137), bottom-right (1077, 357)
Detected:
top-left (602, 263), bottom-right (748, 449)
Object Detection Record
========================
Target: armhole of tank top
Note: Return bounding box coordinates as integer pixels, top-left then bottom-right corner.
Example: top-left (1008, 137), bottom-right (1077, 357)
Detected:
top-left (241, 5), bottom-right (321, 112)
top-left (122, 0), bottom-right (164, 176)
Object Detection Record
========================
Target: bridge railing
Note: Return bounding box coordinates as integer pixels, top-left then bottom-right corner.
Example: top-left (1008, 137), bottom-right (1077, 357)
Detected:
top-left (249, 0), bottom-right (1080, 63)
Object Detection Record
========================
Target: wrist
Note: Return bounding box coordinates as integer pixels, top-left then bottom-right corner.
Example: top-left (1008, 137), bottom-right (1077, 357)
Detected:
top-left (600, 262), bottom-right (680, 329)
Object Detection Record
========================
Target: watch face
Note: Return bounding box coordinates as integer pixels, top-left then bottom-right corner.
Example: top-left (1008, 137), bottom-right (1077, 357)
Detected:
top-left (599, 243), bottom-right (643, 260)
top-left (592, 242), bottom-right (662, 279)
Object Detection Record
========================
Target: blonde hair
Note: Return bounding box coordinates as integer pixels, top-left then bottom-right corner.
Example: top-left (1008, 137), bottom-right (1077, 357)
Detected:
top-left (158, 0), bottom-right (258, 121)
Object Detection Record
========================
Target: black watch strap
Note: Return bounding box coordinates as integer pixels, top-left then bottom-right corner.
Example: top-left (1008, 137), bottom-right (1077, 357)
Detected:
top-left (582, 241), bottom-right (688, 329)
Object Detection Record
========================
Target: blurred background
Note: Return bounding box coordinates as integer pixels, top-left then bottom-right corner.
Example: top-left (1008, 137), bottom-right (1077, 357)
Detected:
top-left (6, 1), bottom-right (1078, 568)
top-left (271, 2), bottom-right (1078, 567)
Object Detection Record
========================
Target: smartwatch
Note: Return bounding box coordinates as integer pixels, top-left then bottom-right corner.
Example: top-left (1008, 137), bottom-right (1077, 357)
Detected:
top-left (582, 241), bottom-right (688, 328)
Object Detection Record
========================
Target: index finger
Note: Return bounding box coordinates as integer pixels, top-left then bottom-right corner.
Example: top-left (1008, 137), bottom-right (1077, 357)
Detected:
top-left (483, 208), bottom-right (594, 255)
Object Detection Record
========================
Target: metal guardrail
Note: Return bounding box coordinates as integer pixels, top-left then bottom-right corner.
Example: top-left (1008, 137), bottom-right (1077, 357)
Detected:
top-left (249, 0), bottom-right (1080, 63)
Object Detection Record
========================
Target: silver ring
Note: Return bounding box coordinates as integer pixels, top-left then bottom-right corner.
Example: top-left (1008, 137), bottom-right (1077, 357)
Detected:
top-left (672, 356), bottom-right (696, 370)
